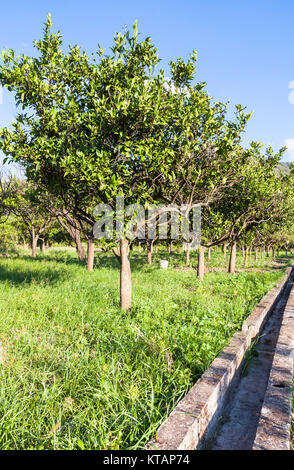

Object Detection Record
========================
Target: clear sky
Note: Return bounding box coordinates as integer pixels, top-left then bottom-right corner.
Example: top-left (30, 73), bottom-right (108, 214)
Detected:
top-left (1, 0), bottom-right (294, 163)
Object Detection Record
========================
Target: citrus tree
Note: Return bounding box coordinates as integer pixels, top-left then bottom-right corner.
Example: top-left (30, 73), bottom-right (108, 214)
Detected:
top-left (0, 16), bottom-right (197, 308)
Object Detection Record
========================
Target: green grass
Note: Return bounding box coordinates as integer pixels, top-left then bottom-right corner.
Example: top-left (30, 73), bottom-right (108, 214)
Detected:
top-left (0, 248), bottom-right (291, 450)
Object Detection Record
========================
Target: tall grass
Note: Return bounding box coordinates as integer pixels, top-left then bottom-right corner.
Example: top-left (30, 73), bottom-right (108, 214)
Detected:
top-left (0, 249), bottom-right (291, 449)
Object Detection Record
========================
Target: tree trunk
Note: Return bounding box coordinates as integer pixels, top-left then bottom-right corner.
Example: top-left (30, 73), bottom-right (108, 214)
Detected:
top-left (241, 245), bottom-right (245, 258)
top-left (254, 246), bottom-right (258, 262)
top-left (228, 241), bottom-right (237, 273)
top-left (40, 239), bottom-right (45, 252)
top-left (87, 238), bottom-right (95, 271)
top-left (56, 213), bottom-right (85, 263)
top-left (260, 246), bottom-right (264, 258)
top-left (120, 238), bottom-right (132, 310)
top-left (186, 243), bottom-right (191, 265)
top-left (75, 232), bottom-right (85, 262)
top-left (223, 242), bottom-right (228, 261)
top-left (197, 245), bottom-right (205, 280)
top-left (31, 228), bottom-right (38, 258)
top-left (76, 238), bottom-right (85, 263)
top-left (207, 247), bottom-right (211, 261)
top-left (266, 245), bottom-right (270, 257)
top-left (244, 246), bottom-right (249, 267)
top-left (147, 240), bottom-right (153, 265)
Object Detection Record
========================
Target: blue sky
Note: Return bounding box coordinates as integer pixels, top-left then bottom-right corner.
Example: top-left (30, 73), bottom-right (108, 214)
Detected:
top-left (1, 0), bottom-right (294, 163)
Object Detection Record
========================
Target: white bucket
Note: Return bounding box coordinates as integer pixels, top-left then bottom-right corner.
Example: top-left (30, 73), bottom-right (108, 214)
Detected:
top-left (159, 259), bottom-right (169, 269)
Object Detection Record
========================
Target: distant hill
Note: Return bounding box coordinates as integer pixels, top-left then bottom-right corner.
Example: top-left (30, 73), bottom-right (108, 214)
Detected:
top-left (277, 162), bottom-right (292, 174)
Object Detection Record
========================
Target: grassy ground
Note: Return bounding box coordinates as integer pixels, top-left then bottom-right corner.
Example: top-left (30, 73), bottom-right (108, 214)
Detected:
top-left (0, 247), bottom-right (292, 450)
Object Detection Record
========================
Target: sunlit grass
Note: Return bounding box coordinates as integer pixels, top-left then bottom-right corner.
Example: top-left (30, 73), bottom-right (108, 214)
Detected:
top-left (0, 248), bottom-right (291, 449)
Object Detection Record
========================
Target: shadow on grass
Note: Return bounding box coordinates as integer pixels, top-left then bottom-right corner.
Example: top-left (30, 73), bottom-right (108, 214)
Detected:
top-left (15, 251), bottom-right (185, 272)
top-left (17, 253), bottom-right (83, 267)
top-left (3, 251), bottom-right (293, 284)
top-left (0, 264), bottom-right (65, 286)
top-left (267, 257), bottom-right (294, 271)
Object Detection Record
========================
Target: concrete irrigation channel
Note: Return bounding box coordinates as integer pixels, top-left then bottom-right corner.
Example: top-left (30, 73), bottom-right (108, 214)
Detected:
top-left (147, 266), bottom-right (294, 451)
